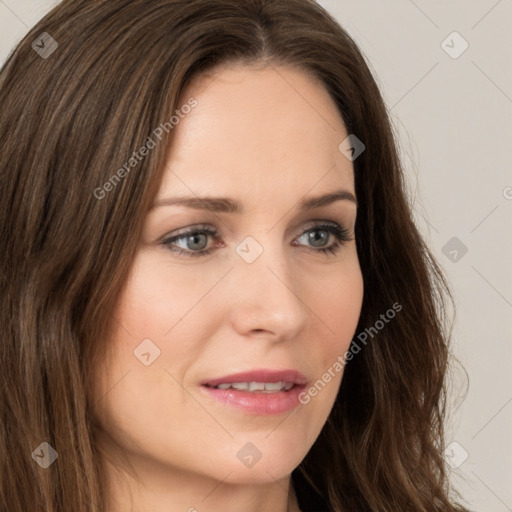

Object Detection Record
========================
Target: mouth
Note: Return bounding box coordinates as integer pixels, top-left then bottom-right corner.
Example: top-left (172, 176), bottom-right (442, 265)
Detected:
top-left (201, 368), bottom-right (307, 387)
top-left (204, 381), bottom-right (296, 392)
top-left (199, 369), bottom-right (307, 415)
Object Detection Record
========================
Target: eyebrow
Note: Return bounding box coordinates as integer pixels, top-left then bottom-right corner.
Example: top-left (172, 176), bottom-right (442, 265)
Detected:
top-left (151, 188), bottom-right (357, 213)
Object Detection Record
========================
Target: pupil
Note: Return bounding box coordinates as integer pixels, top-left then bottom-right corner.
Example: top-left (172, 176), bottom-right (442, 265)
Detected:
top-left (309, 230), bottom-right (328, 247)
top-left (188, 233), bottom-right (207, 250)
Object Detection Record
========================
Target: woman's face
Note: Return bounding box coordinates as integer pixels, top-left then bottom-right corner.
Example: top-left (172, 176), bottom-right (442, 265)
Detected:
top-left (93, 63), bottom-right (363, 492)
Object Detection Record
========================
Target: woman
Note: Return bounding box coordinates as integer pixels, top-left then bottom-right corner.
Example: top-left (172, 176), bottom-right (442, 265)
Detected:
top-left (0, 0), bottom-right (467, 510)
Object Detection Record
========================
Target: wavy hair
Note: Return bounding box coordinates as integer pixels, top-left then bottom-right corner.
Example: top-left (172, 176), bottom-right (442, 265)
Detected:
top-left (0, 0), bottom-right (466, 510)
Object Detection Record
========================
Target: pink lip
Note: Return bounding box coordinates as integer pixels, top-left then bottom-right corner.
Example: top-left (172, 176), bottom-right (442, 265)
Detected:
top-left (199, 368), bottom-right (308, 415)
top-left (200, 369), bottom-right (308, 387)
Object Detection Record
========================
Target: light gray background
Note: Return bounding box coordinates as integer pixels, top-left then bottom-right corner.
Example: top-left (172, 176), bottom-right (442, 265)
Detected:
top-left (1, 1), bottom-right (511, 510)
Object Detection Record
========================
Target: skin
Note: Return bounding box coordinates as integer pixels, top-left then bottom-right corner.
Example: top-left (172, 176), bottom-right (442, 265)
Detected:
top-left (92, 63), bottom-right (364, 512)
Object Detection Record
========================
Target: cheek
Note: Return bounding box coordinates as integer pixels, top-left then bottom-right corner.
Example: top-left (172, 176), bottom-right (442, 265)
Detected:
top-left (104, 252), bottom-right (225, 398)
top-left (298, 261), bottom-right (363, 414)
top-left (314, 261), bottom-right (364, 357)
top-left (114, 251), bottom-right (213, 339)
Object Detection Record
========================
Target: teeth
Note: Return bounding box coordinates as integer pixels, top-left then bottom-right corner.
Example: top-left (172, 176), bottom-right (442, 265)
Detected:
top-left (231, 382), bottom-right (249, 390)
top-left (249, 382), bottom-right (265, 391)
top-left (263, 382), bottom-right (282, 391)
top-left (213, 381), bottom-right (295, 392)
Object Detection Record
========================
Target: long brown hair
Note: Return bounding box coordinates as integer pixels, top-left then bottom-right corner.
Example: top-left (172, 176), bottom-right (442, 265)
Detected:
top-left (0, 0), bottom-right (466, 510)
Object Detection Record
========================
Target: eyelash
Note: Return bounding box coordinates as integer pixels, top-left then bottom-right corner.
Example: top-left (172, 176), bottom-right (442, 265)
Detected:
top-left (161, 222), bottom-right (353, 258)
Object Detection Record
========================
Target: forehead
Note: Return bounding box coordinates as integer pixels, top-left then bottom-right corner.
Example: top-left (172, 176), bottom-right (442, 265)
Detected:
top-left (158, 64), bottom-right (354, 200)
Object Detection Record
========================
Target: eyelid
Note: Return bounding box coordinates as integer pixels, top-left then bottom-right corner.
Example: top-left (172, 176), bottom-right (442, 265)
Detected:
top-left (298, 219), bottom-right (350, 234)
top-left (159, 223), bottom-right (217, 241)
top-left (294, 219), bottom-right (354, 241)
top-left (160, 220), bottom-right (351, 242)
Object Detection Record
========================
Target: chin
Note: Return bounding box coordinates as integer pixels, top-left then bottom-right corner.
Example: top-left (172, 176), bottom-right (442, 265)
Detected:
top-left (202, 441), bottom-right (307, 485)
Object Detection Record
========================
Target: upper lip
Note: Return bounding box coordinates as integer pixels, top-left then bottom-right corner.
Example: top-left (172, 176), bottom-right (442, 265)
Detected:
top-left (201, 369), bottom-right (308, 387)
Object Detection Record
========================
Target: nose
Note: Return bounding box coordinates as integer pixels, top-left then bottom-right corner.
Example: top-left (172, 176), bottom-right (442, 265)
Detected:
top-left (228, 239), bottom-right (309, 342)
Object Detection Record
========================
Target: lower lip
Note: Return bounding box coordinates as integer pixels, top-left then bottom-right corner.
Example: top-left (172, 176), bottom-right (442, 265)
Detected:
top-left (200, 384), bottom-right (306, 415)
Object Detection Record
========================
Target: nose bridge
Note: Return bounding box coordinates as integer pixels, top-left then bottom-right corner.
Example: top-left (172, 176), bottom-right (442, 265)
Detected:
top-left (230, 232), bottom-right (308, 337)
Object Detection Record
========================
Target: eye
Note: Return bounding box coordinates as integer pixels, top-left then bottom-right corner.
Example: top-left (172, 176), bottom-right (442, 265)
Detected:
top-left (161, 224), bottom-right (219, 258)
top-left (161, 222), bottom-right (353, 257)
top-left (293, 223), bottom-right (353, 256)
